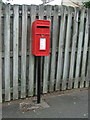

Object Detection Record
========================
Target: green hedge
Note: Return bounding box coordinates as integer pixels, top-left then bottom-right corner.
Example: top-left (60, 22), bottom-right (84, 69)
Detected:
top-left (83, 1), bottom-right (90, 8)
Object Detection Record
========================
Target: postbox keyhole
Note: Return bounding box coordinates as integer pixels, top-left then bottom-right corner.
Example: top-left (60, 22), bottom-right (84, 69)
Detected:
top-left (42, 34), bottom-right (44, 37)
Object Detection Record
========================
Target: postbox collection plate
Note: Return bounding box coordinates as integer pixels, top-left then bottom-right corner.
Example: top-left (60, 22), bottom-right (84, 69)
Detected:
top-left (40, 38), bottom-right (46, 50)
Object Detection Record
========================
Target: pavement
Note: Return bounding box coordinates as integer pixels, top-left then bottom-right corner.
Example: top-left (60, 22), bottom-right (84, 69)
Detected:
top-left (2, 88), bottom-right (88, 118)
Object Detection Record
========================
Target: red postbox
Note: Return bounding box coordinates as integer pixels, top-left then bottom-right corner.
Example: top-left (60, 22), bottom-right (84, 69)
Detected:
top-left (32, 20), bottom-right (50, 56)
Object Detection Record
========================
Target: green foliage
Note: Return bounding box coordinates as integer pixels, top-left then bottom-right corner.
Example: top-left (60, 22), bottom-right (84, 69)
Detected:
top-left (0, 1), bottom-right (6, 5)
top-left (83, 1), bottom-right (90, 8)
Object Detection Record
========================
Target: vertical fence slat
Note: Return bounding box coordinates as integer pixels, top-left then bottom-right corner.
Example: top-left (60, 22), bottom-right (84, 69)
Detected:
top-left (80, 11), bottom-right (89, 88)
top-left (56, 6), bottom-right (66, 91)
top-left (13, 5), bottom-right (19, 100)
top-left (86, 8), bottom-right (90, 87)
top-left (21, 5), bottom-right (27, 98)
top-left (49, 6), bottom-right (59, 92)
top-left (68, 8), bottom-right (79, 89)
top-left (28, 5), bottom-right (36, 96)
top-left (62, 7), bottom-right (73, 90)
top-left (4, 5), bottom-right (11, 101)
top-left (74, 9), bottom-right (85, 88)
top-left (43, 5), bottom-right (52, 93)
top-left (0, 4), bottom-right (2, 103)
top-left (39, 5), bottom-right (44, 19)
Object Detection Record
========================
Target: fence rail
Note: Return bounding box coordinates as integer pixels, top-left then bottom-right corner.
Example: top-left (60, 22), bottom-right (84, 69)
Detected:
top-left (0, 4), bottom-right (90, 102)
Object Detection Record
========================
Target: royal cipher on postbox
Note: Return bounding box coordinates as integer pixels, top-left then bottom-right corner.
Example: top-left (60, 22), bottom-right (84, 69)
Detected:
top-left (32, 20), bottom-right (50, 56)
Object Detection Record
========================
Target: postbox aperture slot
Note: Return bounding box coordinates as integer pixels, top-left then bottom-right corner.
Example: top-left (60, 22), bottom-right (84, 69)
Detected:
top-left (37, 26), bottom-right (49, 28)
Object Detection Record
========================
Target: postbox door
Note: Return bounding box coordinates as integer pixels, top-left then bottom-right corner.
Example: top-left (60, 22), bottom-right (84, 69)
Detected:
top-left (35, 34), bottom-right (50, 56)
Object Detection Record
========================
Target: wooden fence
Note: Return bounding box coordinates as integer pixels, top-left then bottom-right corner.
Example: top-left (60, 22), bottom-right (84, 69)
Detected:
top-left (0, 4), bottom-right (90, 102)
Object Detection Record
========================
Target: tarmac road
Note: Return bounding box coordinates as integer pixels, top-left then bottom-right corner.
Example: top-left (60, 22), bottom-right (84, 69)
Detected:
top-left (2, 88), bottom-right (88, 118)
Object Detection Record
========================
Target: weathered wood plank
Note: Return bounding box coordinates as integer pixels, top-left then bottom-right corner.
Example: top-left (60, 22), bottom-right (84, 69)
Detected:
top-left (56, 6), bottom-right (66, 91)
top-left (49, 5), bottom-right (59, 92)
top-left (0, 4), bottom-right (2, 103)
top-left (80, 10), bottom-right (89, 88)
top-left (4, 5), bottom-right (11, 101)
top-left (21, 5), bottom-right (27, 98)
top-left (74, 9), bottom-right (85, 88)
top-left (28, 5), bottom-right (36, 96)
top-left (68, 8), bottom-right (79, 89)
top-left (13, 5), bottom-right (19, 100)
top-left (86, 8), bottom-right (90, 87)
top-left (38, 5), bottom-right (44, 19)
top-left (43, 5), bottom-right (52, 93)
top-left (62, 7), bottom-right (73, 90)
